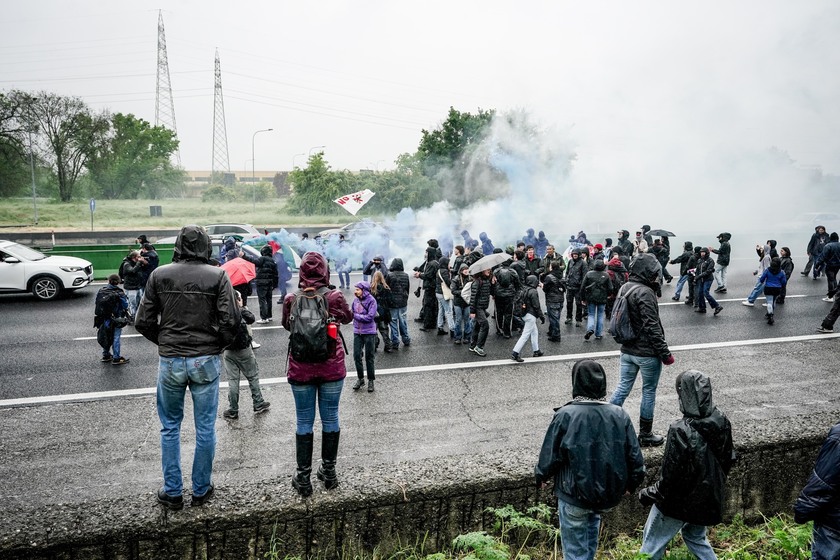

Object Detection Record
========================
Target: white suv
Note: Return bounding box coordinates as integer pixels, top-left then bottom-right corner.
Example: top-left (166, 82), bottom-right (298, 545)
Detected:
top-left (0, 241), bottom-right (94, 300)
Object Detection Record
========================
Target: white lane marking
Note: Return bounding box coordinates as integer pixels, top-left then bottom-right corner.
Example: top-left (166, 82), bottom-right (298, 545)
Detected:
top-left (2, 332), bottom-right (837, 409)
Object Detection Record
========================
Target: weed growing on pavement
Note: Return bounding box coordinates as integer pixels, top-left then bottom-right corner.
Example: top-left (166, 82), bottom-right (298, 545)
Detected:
top-left (263, 507), bottom-right (813, 559)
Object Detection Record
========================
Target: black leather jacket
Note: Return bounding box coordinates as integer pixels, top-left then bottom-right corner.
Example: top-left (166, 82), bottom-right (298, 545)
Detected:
top-left (620, 255), bottom-right (671, 360)
top-left (135, 225), bottom-right (240, 357)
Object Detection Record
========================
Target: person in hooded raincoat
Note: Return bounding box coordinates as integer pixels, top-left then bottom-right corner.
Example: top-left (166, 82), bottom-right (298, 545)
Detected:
top-left (638, 370), bottom-right (736, 559)
top-left (535, 231), bottom-right (550, 258)
top-left (351, 281), bottom-right (378, 392)
top-left (536, 359), bottom-right (645, 560)
top-left (479, 232), bottom-right (495, 257)
top-left (281, 252), bottom-right (353, 497)
top-left (510, 274), bottom-right (545, 362)
top-left (795, 421), bottom-right (840, 558)
top-left (608, 253), bottom-right (675, 447)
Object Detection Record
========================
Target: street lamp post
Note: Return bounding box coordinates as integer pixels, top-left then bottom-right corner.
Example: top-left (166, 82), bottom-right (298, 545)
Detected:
top-left (26, 96), bottom-right (38, 225)
top-left (252, 128), bottom-right (273, 210)
top-left (309, 145), bottom-right (326, 157)
top-left (292, 152), bottom-right (306, 169)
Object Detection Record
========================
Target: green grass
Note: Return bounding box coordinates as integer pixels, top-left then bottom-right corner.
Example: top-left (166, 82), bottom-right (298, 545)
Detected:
top-left (264, 506), bottom-right (814, 560)
top-left (0, 197), bottom-right (375, 231)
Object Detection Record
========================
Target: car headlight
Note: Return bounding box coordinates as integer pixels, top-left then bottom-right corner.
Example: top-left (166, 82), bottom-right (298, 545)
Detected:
top-left (60, 266), bottom-right (84, 272)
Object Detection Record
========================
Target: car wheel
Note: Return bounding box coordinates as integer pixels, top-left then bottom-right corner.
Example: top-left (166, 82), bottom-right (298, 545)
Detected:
top-left (31, 275), bottom-right (62, 300)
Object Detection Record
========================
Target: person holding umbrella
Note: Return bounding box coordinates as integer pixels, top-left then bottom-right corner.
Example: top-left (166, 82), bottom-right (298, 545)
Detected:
top-left (468, 252), bottom-right (508, 357)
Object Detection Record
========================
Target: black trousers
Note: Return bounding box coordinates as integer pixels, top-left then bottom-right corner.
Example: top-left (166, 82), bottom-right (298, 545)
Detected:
top-left (421, 288), bottom-right (438, 329)
top-left (257, 284), bottom-right (273, 320)
top-left (495, 295), bottom-right (513, 336)
top-left (470, 308), bottom-right (489, 349)
top-left (565, 289), bottom-right (583, 321)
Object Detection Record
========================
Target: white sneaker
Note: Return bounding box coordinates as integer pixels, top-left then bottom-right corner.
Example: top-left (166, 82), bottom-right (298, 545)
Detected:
top-left (761, 303), bottom-right (768, 307)
top-left (823, 297), bottom-right (835, 303)
top-left (251, 341), bottom-right (261, 349)
top-left (255, 319), bottom-right (269, 324)
top-left (741, 301), bottom-right (755, 307)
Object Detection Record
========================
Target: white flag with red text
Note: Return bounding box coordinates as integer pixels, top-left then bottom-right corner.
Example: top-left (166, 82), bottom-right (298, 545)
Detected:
top-left (334, 189), bottom-right (375, 216)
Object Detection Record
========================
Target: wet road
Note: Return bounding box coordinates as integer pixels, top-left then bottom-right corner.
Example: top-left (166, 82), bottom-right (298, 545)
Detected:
top-left (1, 253), bottom-right (834, 402)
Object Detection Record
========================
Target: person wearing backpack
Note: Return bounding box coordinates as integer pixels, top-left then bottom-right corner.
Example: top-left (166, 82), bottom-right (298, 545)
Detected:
top-left (351, 281), bottom-right (378, 392)
top-left (435, 256), bottom-right (454, 337)
top-left (281, 252), bottom-right (353, 497)
top-left (119, 250), bottom-right (145, 319)
top-left (605, 253), bottom-right (628, 319)
top-left (222, 291), bottom-right (270, 420)
top-left (580, 260), bottom-right (611, 341)
top-left (494, 259), bottom-right (520, 339)
top-left (511, 275), bottom-right (545, 362)
top-left (608, 253), bottom-right (675, 447)
top-left (94, 274), bottom-right (130, 365)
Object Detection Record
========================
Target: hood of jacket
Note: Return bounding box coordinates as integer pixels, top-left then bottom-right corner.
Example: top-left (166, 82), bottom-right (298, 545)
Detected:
top-left (298, 252), bottom-right (330, 289)
top-left (593, 260), bottom-right (606, 271)
top-left (389, 258), bottom-right (405, 272)
top-left (717, 232), bottom-right (731, 242)
top-left (260, 245), bottom-right (273, 256)
top-left (642, 224), bottom-right (651, 234)
top-left (571, 359), bottom-right (607, 399)
top-left (426, 247), bottom-right (438, 261)
top-left (769, 257), bottom-right (782, 274)
top-left (628, 253), bottom-right (661, 288)
top-left (618, 229), bottom-right (630, 241)
top-left (607, 256), bottom-right (626, 270)
top-left (538, 231), bottom-right (546, 240)
top-left (354, 281), bottom-right (371, 296)
top-left (525, 274), bottom-right (539, 288)
top-left (527, 228), bottom-right (535, 236)
top-left (684, 241), bottom-right (693, 251)
top-left (676, 370), bottom-right (714, 419)
top-left (438, 256), bottom-right (450, 269)
top-left (479, 232), bottom-right (489, 241)
top-left (174, 225), bottom-right (212, 262)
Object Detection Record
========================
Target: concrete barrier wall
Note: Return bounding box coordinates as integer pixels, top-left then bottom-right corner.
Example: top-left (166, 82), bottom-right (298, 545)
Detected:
top-left (1, 413), bottom-right (829, 560)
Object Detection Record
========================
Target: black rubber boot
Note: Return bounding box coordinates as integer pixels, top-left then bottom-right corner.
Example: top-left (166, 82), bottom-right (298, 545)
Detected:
top-left (316, 430), bottom-right (341, 490)
top-left (638, 417), bottom-right (664, 447)
top-left (292, 433), bottom-right (314, 497)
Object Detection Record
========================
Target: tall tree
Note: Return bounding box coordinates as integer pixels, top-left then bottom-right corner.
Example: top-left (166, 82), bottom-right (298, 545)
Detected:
top-left (23, 91), bottom-right (108, 202)
top-left (416, 106), bottom-right (496, 205)
top-left (286, 153), bottom-right (349, 214)
top-left (87, 113), bottom-right (180, 199)
top-left (0, 93), bottom-right (30, 197)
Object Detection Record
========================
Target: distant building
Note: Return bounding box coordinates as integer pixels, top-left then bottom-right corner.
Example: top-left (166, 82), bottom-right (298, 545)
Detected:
top-left (184, 170), bottom-right (289, 197)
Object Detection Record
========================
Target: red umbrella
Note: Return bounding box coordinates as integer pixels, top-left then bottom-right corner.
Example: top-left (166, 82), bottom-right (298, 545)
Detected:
top-left (220, 258), bottom-right (255, 287)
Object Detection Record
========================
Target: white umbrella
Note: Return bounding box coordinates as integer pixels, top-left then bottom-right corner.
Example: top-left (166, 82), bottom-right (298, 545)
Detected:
top-left (468, 252), bottom-right (512, 275)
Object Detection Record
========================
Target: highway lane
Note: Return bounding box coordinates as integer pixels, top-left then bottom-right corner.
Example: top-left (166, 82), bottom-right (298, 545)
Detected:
top-left (0, 258), bottom-right (835, 401)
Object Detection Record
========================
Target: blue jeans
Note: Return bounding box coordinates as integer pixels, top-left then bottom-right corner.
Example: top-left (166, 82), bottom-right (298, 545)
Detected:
top-left (586, 303), bottom-right (605, 337)
top-left (697, 279), bottom-right (719, 311)
top-left (156, 355), bottom-right (221, 498)
top-left (765, 293), bottom-right (777, 315)
top-left (673, 274), bottom-right (689, 299)
top-left (639, 505), bottom-right (716, 560)
top-left (746, 279), bottom-right (765, 303)
top-left (610, 353), bottom-right (663, 420)
top-left (338, 271), bottom-right (350, 288)
top-left (112, 326), bottom-right (122, 358)
top-left (290, 379), bottom-right (343, 434)
top-left (453, 304), bottom-right (473, 341)
top-left (436, 293), bottom-right (455, 331)
top-left (557, 498), bottom-right (601, 560)
top-left (813, 523), bottom-right (840, 560)
top-left (389, 305), bottom-right (411, 346)
top-left (513, 313), bottom-right (539, 353)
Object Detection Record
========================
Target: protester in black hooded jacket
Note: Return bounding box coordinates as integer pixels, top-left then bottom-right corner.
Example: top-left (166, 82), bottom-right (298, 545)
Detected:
top-left (609, 253), bottom-right (674, 447)
top-left (536, 359), bottom-right (645, 560)
top-left (804, 225), bottom-right (829, 278)
top-left (543, 261), bottom-right (566, 342)
top-left (616, 229), bottom-right (634, 258)
top-left (565, 249), bottom-right (587, 325)
top-left (387, 258), bottom-right (411, 349)
top-left (415, 247), bottom-right (439, 330)
top-left (468, 269), bottom-right (495, 356)
top-left (241, 245), bottom-right (279, 322)
top-left (494, 260), bottom-right (520, 338)
top-left (669, 241), bottom-right (694, 302)
top-left (710, 232), bottom-right (731, 293)
top-left (795, 422), bottom-right (840, 557)
top-left (638, 370), bottom-right (736, 558)
top-left (511, 275), bottom-right (545, 362)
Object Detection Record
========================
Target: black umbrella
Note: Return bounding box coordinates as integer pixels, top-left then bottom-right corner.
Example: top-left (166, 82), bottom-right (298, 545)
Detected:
top-left (648, 229), bottom-right (676, 237)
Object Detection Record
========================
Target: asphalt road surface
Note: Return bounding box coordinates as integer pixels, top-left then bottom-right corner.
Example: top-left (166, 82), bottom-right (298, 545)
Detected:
top-left (0, 253), bottom-right (835, 404)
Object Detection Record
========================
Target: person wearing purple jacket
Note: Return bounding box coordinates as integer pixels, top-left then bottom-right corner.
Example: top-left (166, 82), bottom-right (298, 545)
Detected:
top-left (282, 252), bottom-right (353, 497)
top-left (351, 281), bottom-right (378, 393)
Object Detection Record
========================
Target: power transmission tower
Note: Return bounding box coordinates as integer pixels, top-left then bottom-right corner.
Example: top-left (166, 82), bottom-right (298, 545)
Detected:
top-left (211, 48), bottom-right (230, 183)
top-left (155, 10), bottom-right (181, 165)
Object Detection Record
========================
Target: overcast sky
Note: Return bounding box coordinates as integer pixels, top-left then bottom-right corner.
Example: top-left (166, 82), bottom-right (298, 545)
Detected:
top-left (3, 1), bottom-right (839, 233)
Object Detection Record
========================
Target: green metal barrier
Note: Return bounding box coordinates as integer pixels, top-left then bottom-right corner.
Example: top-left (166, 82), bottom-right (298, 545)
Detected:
top-left (39, 244), bottom-right (175, 280)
